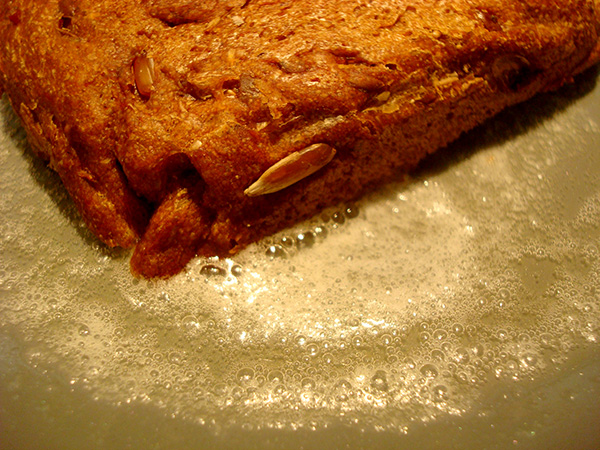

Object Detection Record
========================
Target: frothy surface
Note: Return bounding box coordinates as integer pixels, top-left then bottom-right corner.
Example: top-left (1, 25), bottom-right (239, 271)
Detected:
top-left (1, 70), bottom-right (600, 449)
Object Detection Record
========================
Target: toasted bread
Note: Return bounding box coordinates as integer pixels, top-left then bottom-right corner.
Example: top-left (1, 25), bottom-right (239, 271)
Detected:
top-left (1, 0), bottom-right (599, 277)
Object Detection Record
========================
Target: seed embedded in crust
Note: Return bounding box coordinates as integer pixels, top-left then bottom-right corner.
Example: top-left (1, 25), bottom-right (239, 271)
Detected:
top-left (492, 54), bottom-right (532, 92)
top-left (133, 55), bottom-right (156, 98)
top-left (244, 143), bottom-right (336, 196)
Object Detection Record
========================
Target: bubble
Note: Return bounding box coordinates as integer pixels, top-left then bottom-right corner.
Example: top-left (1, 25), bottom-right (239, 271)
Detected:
top-left (380, 334), bottom-right (393, 346)
top-left (306, 343), bottom-right (319, 357)
top-left (420, 364), bottom-right (439, 379)
top-left (295, 335), bottom-right (307, 346)
top-left (212, 383), bottom-right (227, 396)
top-left (200, 264), bottom-right (227, 277)
top-left (265, 245), bottom-right (287, 259)
top-left (344, 204), bottom-right (359, 219)
top-left (181, 315), bottom-right (200, 333)
top-left (431, 349), bottom-right (445, 362)
top-left (334, 379), bottom-right (353, 402)
top-left (296, 232), bottom-right (316, 249)
top-left (352, 336), bottom-right (364, 348)
top-left (432, 384), bottom-right (449, 402)
top-left (237, 368), bottom-right (254, 385)
top-left (113, 327), bottom-right (125, 338)
top-left (472, 344), bottom-right (484, 357)
top-left (273, 384), bottom-right (286, 395)
top-left (498, 288), bottom-right (510, 300)
top-left (452, 324), bottom-right (464, 335)
top-left (453, 348), bottom-right (470, 365)
top-left (322, 353), bottom-right (334, 364)
top-left (331, 211), bottom-right (345, 224)
top-left (301, 378), bottom-right (316, 390)
top-left (230, 264), bottom-right (243, 277)
top-left (267, 370), bottom-right (284, 384)
top-left (432, 329), bottom-right (448, 341)
top-left (279, 236), bottom-right (295, 248)
top-left (78, 324), bottom-right (90, 337)
top-left (497, 329), bottom-right (509, 341)
top-left (313, 225), bottom-right (328, 239)
top-left (370, 370), bottom-right (389, 391)
top-left (231, 385), bottom-right (245, 400)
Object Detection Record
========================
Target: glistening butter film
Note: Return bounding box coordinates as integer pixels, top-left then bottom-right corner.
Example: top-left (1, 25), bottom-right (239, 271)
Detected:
top-left (1, 70), bottom-right (600, 449)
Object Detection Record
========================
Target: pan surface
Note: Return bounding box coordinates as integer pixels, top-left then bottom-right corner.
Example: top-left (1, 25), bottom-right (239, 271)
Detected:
top-left (1, 69), bottom-right (600, 449)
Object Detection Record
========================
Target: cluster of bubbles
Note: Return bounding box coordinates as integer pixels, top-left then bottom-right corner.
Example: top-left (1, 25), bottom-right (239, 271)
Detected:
top-left (263, 204), bottom-right (360, 261)
top-left (1, 80), bottom-right (600, 443)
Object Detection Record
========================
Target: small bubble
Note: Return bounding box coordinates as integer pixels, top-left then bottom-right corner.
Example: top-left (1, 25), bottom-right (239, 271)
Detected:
top-left (521, 354), bottom-right (538, 367)
top-left (231, 386), bottom-right (245, 400)
top-left (380, 334), bottom-right (393, 346)
top-left (295, 335), bottom-right (307, 346)
top-left (181, 315), bottom-right (200, 332)
top-left (420, 364), bottom-right (439, 378)
top-left (431, 349), bottom-right (445, 362)
top-left (200, 264), bottom-right (227, 277)
top-left (432, 385), bottom-right (449, 402)
top-left (237, 368), bottom-right (254, 385)
top-left (297, 231), bottom-right (316, 249)
top-left (273, 384), bottom-right (286, 395)
top-left (212, 383), bottom-right (227, 396)
top-left (306, 343), bottom-right (319, 357)
top-left (334, 380), bottom-right (352, 401)
top-left (302, 378), bottom-right (316, 390)
top-left (168, 352), bottom-right (183, 365)
top-left (332, 211), bottom-right (345, 224)
top-left (452, 324), bottom-right (464, 335)
top-left (313, 225), bottom-right (328, 239)
top-left (231, 264), bottom-right (243, 277)
top-left (518, 333), bottom-right (530, 342)
top-left (158, 291), bottom-right (171, 302)
top-left (78, 325), bottom-right (90, 336)
top-left (113, 327), bottom-right (125, 338)
top-left (499, 288), bottom-right (510, 300)
top-left (266, 245), bottom-right (287, 259)
top-left (344, 204), bottom-right (359, 219)
top-left (267, 370), bottom-right (284, 383)
top-left (454, 348), bottom-right (470, 365)
top-left (280, 236), bottom-right (295, 248)
top-left (352, 336), bottom-right (364, 348)
top-left (432, 329), bottom-right (448, 341)
top-left (371, 370), bottom-right (389, 391)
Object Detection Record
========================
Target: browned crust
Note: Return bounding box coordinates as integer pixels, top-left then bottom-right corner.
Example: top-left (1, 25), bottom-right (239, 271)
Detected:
top-left (1, 0), bottom-right (599, 277)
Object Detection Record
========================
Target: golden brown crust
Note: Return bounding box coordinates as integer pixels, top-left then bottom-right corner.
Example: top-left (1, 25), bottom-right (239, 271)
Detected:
top-left (1, 0), bottom-right (599, 277)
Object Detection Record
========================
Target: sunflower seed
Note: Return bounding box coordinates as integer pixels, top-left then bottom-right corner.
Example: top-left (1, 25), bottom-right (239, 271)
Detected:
top-left (244, 143), bottom-right (336, 196)
top-left (133, 55), bottom-right (155, 98)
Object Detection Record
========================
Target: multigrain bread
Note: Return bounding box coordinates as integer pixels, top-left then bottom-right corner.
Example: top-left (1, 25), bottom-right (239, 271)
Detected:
top-left (1, 0), bottom-right (599, 277)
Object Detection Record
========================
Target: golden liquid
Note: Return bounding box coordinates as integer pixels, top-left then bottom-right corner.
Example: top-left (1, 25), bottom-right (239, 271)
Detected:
top-left (1, 70), bottom-right (599, 449)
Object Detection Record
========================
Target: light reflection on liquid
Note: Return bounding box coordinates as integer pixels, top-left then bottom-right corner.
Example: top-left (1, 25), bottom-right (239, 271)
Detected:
top-left (1, 73), bottom-right (600, 449)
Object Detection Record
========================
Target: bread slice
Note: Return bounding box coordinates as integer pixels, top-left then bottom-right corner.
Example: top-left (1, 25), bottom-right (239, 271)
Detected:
top-left (1, 0), bottom-right (599, 277)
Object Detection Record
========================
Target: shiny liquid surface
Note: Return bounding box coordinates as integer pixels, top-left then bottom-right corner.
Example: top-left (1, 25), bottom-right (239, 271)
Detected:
top-left (1, 69), bottom-right (600, 449)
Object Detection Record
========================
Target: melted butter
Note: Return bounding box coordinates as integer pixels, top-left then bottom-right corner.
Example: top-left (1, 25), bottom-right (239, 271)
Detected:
top-left (1, 70), bottom-right (600, 449)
